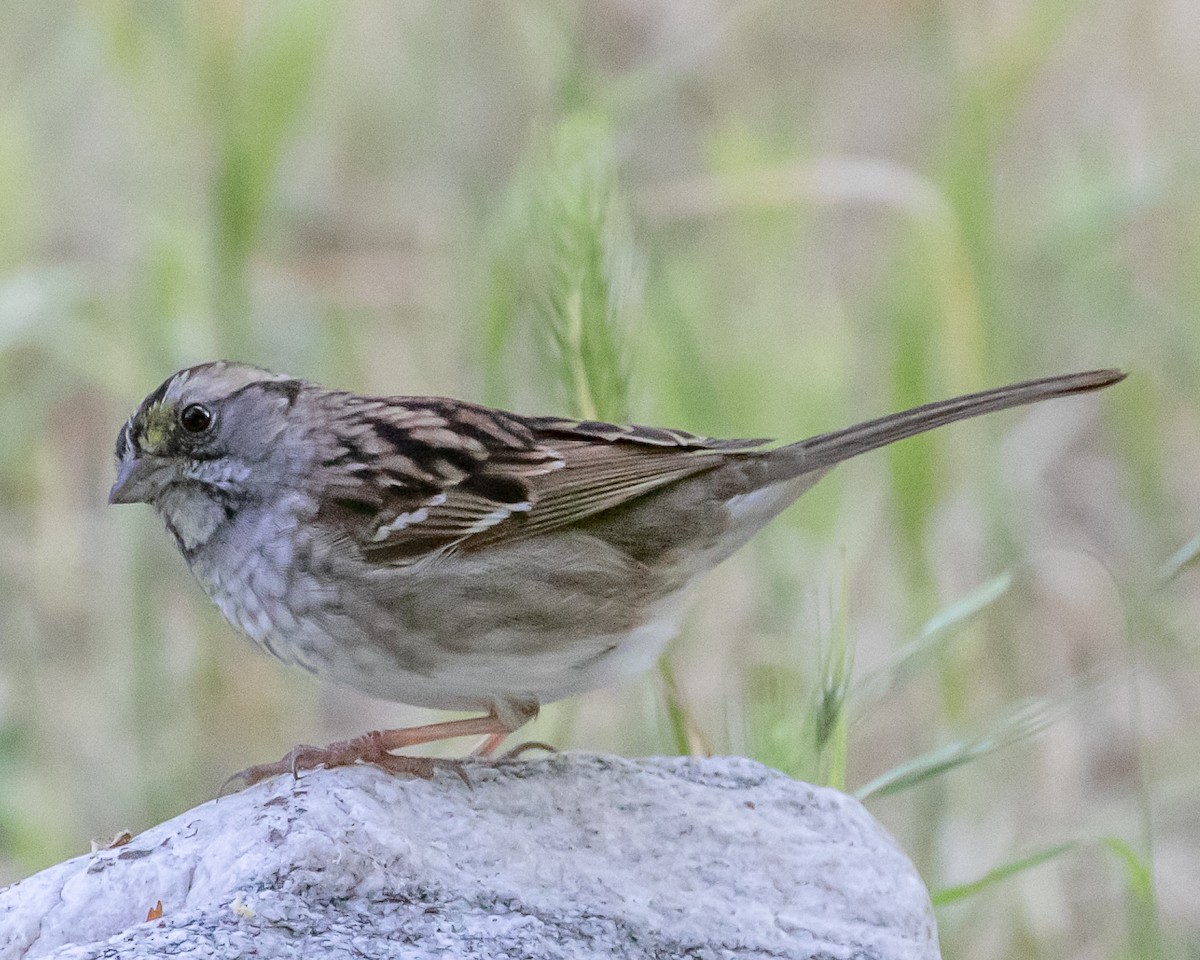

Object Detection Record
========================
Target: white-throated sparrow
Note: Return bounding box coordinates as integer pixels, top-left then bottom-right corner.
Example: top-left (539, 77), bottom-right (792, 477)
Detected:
top-left (110, 363), bottom-right (1124, 783)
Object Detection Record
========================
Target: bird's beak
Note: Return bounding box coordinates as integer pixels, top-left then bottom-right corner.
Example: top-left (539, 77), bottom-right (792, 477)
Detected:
top-left (108, 456), bottom-right (171, 505)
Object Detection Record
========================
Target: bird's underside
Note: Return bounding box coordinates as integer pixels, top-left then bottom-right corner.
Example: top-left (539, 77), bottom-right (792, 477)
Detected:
top-left (227, 368), bottom-right (1124, 787)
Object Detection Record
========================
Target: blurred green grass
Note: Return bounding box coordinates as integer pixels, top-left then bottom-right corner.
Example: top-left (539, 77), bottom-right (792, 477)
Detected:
top-left (1, 2), bottom-right (1197, 958)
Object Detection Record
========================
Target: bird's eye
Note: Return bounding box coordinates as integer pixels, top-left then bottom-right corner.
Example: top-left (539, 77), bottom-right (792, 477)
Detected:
top-left (180, 403), bottom-right (213, 434)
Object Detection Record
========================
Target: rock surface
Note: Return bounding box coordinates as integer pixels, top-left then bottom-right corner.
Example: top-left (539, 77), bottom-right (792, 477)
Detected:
top-left (0, 754), bottom-right (938, 959)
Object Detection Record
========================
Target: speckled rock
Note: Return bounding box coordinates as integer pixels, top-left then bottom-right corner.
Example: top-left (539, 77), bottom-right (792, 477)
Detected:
top-left (0, 754), bottom-right (939, 959)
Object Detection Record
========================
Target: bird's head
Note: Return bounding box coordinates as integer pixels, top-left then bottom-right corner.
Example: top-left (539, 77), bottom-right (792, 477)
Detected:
top-left (110, 362), bottom-right (305, 547)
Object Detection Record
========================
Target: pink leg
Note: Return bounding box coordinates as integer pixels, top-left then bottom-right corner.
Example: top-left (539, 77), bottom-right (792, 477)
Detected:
top-left (471, 733), bottom-right (509, 757)
top-left (227, 702), bottom-right (538, 788)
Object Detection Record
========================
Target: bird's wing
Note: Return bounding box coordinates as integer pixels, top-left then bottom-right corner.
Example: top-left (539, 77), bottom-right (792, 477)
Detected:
top-left (312, 395), bottom-right (767, 565)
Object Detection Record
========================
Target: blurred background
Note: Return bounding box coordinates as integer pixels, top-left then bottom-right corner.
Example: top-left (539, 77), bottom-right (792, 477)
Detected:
top-left (0, 1), bottom-right (1196, 957)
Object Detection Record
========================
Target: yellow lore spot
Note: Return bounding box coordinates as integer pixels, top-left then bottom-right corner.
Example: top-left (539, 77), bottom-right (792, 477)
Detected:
top-left (139, 403), bottom-right (176, 451)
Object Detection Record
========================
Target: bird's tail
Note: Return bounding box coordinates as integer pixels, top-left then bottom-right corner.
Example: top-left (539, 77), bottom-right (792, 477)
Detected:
top-left (777, 368), bottom-right (1125, 475)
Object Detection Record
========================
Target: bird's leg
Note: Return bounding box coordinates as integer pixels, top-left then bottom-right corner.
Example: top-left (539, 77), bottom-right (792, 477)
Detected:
top-left (470, 733), bottom-right (509, 757)
top-left (226, 700), bottom-right (539, 789)
top-left (466, 697), bottom-right (543, 756)
top-left (469, 700), bottom-right (557, 759)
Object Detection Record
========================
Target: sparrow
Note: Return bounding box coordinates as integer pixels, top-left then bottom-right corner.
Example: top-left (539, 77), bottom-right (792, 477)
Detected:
top-left (109, 362), bottom-right (1124, 782)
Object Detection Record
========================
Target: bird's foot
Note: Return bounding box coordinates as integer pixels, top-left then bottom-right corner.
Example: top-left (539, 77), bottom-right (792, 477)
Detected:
top-left (221, 730), bottom-right (467, 793)
top-left (219, 705), bottom-right (542, 794)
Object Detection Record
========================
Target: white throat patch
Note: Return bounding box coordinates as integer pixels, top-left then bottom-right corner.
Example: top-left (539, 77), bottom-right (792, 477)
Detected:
top-left (155, 485), bottom-right (230, 551)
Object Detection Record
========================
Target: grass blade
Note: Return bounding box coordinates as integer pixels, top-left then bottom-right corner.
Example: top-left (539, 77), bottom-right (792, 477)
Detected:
top-left (814, 570), bottom-right (853, 790)
top-left (1101, 836), bottom-right (1166, 959)
top-left (855, 694), bottom-right (1070, 800)
top-left (931, 841), bottom-right (1077, 906)
top-left (854, 573), bottom-right (1012, 717)
top-left (1158, 532), bottom-right (1200, 585)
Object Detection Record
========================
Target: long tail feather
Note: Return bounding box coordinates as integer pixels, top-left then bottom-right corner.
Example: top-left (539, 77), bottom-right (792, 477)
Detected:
top-left (784, 368), bottom-right (1125, 473)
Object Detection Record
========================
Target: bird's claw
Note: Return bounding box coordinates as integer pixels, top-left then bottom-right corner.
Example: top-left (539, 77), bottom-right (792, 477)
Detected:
top-left (218, 733), bottom-right (470, 795)
top-left (495, 741), bottom-right (558, 762)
